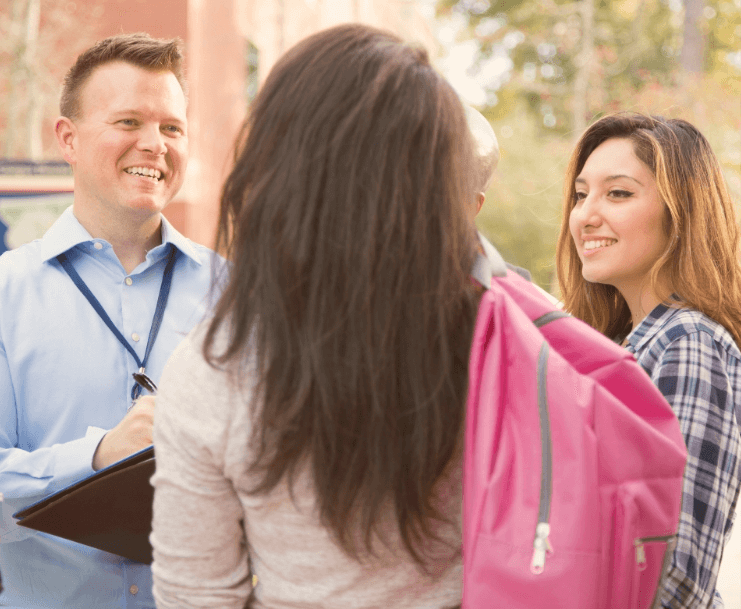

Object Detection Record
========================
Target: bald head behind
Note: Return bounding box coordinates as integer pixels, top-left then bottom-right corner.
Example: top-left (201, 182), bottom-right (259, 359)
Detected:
top-left (464, 105), bottom-right (499, 213)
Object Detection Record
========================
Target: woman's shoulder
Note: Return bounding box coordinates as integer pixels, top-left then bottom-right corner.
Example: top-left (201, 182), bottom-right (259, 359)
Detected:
top-left (159, 318), bottom-right (245, 417)
top-left (171, 316), bottom-right (243, 370)
top-left (164, 318), bottom-right (218, 377)
top-left (656, 306), bottom-right (741, 361)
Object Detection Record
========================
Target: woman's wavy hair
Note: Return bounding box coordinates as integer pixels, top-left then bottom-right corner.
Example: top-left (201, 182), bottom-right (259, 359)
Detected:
top-left (204, 24), bottom-right (480, 566)
top-left (556, 112), bottom-right (741, 346)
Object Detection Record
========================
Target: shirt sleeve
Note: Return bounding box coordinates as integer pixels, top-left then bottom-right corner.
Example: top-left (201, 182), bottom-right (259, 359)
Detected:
top-left (151, 333), bottom-right (253, 608)
top-left (0, 332), bottom-right (106, 543)
top-left (653, 331), bottom-right (741, 609)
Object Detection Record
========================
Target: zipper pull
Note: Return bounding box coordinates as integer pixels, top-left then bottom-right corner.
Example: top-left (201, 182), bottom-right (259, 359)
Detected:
top-left (530, 522), bottom-right (553, 574)
top-left (634, 540), bottom-right (647, 571)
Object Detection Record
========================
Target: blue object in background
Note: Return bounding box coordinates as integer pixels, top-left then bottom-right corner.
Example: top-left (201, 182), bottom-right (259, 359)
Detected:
top-left (0, 217), bottom-right (8, 256)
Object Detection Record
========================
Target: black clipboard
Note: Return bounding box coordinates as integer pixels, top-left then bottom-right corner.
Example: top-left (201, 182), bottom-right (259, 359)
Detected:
top-left (13, 445), bottom-right (155, 564)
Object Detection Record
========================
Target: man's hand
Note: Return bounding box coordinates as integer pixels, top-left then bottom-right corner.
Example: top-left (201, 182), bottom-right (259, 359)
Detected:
top-left (92, 396), bottom-right (155, 470)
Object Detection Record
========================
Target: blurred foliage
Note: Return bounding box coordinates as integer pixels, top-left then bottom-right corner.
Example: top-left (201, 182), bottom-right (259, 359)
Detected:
top-left (475, 103), bottom-right (570, 291)
top-left (476, 75), bottom-right (741, 292)
top-left (438, 0), bottom-right (741, 133)
top-left (0, 0), bottom-right (102, 158)
top-left (440, 0), bottom-right (741, 292)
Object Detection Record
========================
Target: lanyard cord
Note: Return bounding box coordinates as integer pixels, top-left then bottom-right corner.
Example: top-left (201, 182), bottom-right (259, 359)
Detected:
top-left (56, 243), bottom-right (179, 400)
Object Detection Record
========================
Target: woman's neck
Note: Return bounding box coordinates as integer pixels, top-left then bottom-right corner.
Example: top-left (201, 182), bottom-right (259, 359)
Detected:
top-left (618, 280), bottom-right (668, 333)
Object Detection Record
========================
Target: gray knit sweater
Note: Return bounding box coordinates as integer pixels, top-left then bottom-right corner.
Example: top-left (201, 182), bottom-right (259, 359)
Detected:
top-left (150, 323), bottom-right (463, 609)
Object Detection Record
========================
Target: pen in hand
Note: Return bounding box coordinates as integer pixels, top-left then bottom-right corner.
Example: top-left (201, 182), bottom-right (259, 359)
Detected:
top-left (132, 371), bottom-right (157, 395)
top-left (130, 370), bottom-right (157, 410)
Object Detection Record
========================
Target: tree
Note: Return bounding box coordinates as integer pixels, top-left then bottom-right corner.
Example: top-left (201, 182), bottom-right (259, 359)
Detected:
top-left (0, 0), bottom-right (102, 159)
top-left (572, 0), bottom-right (594, 134)
top-left (3, 0), bottom-right (29, 158)
top-left (437, 0), bottom-right (741, 134)
top-left (437, 0), bottom-right (741, 292)
top-left (475, 106), bottom-right (571, 290)
top-left (681, 0), bottom-right (705, 72)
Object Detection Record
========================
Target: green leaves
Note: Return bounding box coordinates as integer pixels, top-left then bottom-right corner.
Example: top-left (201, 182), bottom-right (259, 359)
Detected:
top-left (442, 0), bottom-right (741, 132)
top-left (442, 0), bottom-right (741, 294)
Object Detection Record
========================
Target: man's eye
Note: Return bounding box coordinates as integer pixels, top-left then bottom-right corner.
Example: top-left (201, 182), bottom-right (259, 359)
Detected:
top-left (119, 119), bottom-right (137, 126)
top-left (163, 125), bottom-right (183, 134)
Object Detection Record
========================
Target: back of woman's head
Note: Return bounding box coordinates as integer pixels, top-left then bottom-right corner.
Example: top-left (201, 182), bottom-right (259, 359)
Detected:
top-left (556, 112), bottom-right (741, 345)
top-left (206, 23), bottom-right (480, 566)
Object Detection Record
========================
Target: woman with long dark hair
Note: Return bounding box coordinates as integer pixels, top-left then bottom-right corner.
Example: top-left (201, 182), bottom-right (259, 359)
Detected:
top-left (557, 112), bottom-right (741, 608)
top-left (150, 24), bottom-right (482, 608)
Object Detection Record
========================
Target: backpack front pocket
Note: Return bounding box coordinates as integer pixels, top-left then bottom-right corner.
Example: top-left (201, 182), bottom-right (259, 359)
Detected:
top-left (602, 484), bottom-right (678, 609)
top-left (632, 534), bottom-right (677, 609)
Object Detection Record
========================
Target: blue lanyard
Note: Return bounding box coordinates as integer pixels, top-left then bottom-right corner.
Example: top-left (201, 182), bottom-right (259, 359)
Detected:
top-left (56, 243), bottom-right (179, 401)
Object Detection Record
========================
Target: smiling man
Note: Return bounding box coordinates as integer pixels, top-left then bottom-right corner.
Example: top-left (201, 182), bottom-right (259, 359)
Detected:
top-left (0, 34), bottom-right (218, 608)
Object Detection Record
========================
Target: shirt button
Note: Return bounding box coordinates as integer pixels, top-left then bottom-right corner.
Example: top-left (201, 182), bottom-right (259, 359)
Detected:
top-left (125, 277), bottom-right (133, 286)
top-left (93, 242), bottom-right (103, 250)
top-left (129, 584), bottom-right (138, 595)
top-left (131, 333), bottom-right (140, 342)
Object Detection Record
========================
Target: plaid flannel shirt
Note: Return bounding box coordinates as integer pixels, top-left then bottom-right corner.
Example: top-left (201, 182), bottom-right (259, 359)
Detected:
top-left (625, 303), bottom-right (741, 609)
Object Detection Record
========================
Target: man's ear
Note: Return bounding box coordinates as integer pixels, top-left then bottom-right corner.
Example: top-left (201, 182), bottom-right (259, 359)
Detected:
top-left (55, 117), bottom-right (77, 166)
top-left (476, 192), bottom-right (485, 215)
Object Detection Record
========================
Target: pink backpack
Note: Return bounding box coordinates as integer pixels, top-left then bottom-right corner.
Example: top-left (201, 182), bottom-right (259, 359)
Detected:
top-left (462, 270), bottom-right (687, 609)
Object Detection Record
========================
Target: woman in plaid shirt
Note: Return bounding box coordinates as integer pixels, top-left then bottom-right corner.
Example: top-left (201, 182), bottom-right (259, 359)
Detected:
top-left (556, 113), bottom-right (741, 608)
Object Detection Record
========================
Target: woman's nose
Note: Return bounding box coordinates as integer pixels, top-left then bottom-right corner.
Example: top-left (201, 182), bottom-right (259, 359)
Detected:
top-left (572, 194), bottom-right (602, 229)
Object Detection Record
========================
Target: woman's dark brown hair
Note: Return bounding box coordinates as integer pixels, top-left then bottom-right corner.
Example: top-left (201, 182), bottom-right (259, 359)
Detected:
top-left (556, 112), bottom-right (741, 346)
top-left (204, 24), bottom-right (480, 566)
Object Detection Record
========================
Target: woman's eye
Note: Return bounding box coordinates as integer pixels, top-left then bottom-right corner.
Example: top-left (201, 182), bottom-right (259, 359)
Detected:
top-left (609, 189), bottom-right (633, 198)
top-left (574, 191), bottom-right (587, 202)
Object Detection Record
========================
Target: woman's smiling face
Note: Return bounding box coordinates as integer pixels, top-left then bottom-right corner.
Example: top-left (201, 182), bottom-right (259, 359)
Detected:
top-left (569, 137), bottom-right (669, 300)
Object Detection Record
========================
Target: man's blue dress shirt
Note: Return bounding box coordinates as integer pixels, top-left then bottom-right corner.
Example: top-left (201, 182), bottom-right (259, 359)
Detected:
top-left (0, 206), bottom-right (219, 608)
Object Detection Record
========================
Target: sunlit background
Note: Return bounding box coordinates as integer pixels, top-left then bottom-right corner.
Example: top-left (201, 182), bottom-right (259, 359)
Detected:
top-left (0, 0), bottom-right (739, 602)
top-left (1, 1), bottom-right (739, 291)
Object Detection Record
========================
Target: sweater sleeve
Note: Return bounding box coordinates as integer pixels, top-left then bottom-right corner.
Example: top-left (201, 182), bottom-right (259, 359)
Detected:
top-left (151, 330), bottom-right (253, 608)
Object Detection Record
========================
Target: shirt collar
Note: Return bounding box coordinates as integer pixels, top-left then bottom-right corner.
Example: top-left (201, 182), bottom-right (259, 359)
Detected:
top-left (623, 301), bottom-right (676, 354)
top-left (38, 205), bottom-right (203, 266)
top-left (160, 214), bottom-right (203, 266)
top-left (37, 206), bottom-right (94, 262)
top-left (471, 231), bottom-right (507, 286)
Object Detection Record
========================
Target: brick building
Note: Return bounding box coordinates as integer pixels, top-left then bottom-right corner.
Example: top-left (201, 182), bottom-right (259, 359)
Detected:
top-left (2, 0), bottom-right (436, 248)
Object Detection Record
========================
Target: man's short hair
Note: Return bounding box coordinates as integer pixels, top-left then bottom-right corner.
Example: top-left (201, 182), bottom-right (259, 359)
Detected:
top-left (60, 32), bottom-right (186, 120)
top-left (464, 105), bottom-right (499, 193)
